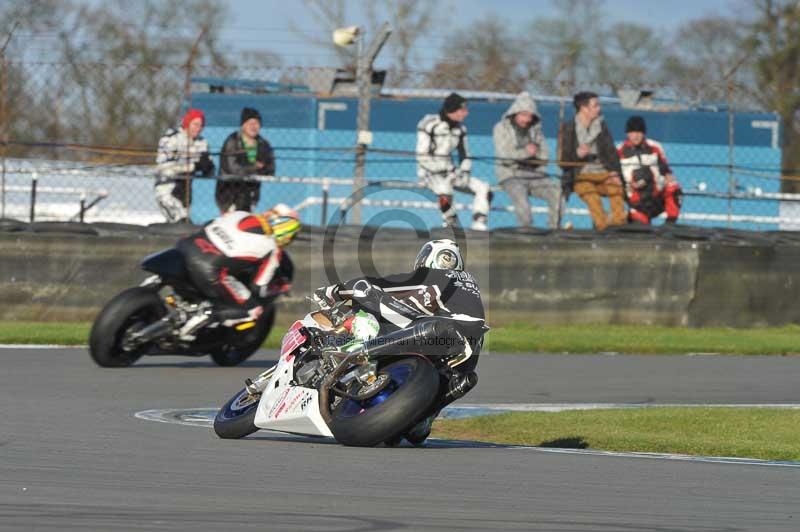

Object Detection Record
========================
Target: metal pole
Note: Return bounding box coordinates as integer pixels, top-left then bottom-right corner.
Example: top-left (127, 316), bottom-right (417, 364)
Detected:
top-left (352, 38), bottom-right (366, 225)
top-left (0, 24), bottom-right (16, 220)
top-left (321, 178), bottom-right (329, 226)
top-left (726, 79), bottom-right (734, 228)
top-left (351, 22), bottom-right (391, 226)
top-left (29, 173), bottom-right (37, 223)
top-left (1, 56), bottom-right (6, 219)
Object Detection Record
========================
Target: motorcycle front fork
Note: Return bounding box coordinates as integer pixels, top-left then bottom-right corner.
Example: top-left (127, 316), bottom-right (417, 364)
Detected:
top-left (245, 366), bottom-right (276, 395)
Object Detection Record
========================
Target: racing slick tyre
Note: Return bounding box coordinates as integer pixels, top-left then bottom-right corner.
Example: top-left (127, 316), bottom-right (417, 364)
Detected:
top-left (209, 306), bottom-right (275, 367)
top-left (329, 356), bottom-right (440, 447)
top-left (214, 387), bottom-right (260, 439)
top-left (88, 287), bottom-right (164, 368)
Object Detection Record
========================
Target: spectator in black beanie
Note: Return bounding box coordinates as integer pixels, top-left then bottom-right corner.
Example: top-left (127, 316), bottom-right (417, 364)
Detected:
top-left (217, 107), bottom-right (275, 213)
top-left (617, 115), bottom-right (682, 224)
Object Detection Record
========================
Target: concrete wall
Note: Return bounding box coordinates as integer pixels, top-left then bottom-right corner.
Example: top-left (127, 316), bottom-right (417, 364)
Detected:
top-left (3, 225), bottom-right (799, 327)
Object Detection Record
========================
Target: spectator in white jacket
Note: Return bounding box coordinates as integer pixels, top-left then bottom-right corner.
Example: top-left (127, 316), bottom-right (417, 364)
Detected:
top-left (416, 93), bottom-right (492, 231)
top-left (155, 108), bottom-right (215, 223)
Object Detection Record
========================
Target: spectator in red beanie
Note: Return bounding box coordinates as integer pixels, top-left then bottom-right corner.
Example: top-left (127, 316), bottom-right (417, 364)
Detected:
top-left (155, 108), bottom-right (215, 223)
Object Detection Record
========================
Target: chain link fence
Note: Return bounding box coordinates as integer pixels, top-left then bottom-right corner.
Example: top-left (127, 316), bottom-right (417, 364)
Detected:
top-left (0, 61), bottom-right (790, 231)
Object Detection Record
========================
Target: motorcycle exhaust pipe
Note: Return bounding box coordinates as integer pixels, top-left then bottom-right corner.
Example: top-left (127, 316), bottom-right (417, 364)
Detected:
top-left (125, 319), bottom-right (172, 347)
top-left (442, 371), bottom-right (478, 407)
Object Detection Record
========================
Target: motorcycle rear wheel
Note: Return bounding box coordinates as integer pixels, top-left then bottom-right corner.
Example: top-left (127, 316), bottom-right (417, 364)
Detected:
top-left (209, 307), bottom-right (275, 367)
top-left (88, 287), bottom-right (164, 368)
top-left (328, 356), bottom-right (439, 447)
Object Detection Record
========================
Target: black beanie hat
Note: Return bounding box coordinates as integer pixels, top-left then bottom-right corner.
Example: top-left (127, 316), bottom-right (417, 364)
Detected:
top-left (441, 92), bottom-right (467, 114)
top-left (626, 115), bottom-right (646, 133)
top-left (241, 107), bottom-right (262, 125)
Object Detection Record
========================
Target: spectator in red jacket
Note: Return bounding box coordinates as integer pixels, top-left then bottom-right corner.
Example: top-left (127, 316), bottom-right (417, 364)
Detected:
top-left (617, 116), bottom-right (682, 224)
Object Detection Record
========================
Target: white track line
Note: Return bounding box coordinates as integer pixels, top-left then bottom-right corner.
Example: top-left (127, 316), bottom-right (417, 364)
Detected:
top-left (0, 344), bottom-right (82, 349)
top-left (135, 404), bottom-right (800, 468)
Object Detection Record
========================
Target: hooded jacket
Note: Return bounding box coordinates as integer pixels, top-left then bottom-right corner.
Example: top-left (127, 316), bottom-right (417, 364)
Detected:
top-left (492, 92), bottom-right (549, 183)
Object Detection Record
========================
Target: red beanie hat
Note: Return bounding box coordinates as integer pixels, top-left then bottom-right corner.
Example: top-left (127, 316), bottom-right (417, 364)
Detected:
top-left (181, 108), bottom-right (205, 129)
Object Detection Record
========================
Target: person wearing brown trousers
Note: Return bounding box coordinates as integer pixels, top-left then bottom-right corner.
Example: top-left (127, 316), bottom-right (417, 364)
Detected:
top-left (559, 91), bottom-right (626, 231)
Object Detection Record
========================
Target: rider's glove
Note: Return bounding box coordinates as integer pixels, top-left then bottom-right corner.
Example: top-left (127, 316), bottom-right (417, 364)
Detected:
top-left (313, 284), bottom-right (341, 310)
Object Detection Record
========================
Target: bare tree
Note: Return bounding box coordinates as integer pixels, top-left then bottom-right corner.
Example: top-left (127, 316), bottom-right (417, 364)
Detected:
top-left (364, 0), bottom-right (440, 85)
top-left (745, 0), bottom-right (800, 192)
top-left (424, 17), bottom-right (535, 93)
top-left (52, 0), bottom-right (230, 160)
top-left (659, 17), bottom-right (753, 105)
top-left (524, 0), bottom-right (606, 92)
top-left (594, 22), bottom-right (666, 92)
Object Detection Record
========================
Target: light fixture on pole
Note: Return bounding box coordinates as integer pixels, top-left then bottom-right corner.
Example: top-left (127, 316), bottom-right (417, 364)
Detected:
top-left (330, 23), bottom-right (391, 225)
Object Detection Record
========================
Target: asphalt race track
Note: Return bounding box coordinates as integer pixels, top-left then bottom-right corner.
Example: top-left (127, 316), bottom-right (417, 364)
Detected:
top-left (2, 347), bottom-right (799, 531)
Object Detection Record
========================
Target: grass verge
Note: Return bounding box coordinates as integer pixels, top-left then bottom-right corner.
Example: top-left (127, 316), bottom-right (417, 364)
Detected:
top-left (2, 321), bottom-right (800, 355)
top-left (484, 322), bottom-right (800, 354)
top-left (433, 408), bottom-right (800, 461)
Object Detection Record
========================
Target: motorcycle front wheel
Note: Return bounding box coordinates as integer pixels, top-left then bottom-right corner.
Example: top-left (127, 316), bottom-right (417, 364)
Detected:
top-left (213, 387), bottom-right (260, 439)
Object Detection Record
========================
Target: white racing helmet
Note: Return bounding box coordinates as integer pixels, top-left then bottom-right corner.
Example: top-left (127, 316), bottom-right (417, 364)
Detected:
top-left (413, 239), bottom-right (463, 271)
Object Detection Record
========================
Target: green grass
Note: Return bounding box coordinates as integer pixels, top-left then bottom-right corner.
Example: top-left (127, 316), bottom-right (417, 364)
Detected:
top-left (433, 408), bottom-right (800, 461)
top-left (0, 321), bottom-right (94, 345)
top-left (484, 322), bottom-right (800, 354)
top-left (2, 320), bottom-right (800, 355)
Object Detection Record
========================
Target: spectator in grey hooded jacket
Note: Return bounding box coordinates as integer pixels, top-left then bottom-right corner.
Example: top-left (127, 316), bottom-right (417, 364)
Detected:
top-left (493, 92), bottom-right (563, 229)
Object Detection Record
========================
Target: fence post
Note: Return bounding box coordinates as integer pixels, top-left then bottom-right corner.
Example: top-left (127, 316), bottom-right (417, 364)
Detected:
top-left (0, 22), bottom-right (17, 220)
top-left (0, 55), bottom-right (6, 220)
top-left (29, 172), bottom-right (37, 223)
top-left (351, 22), bottom-right (391, 225)
top-left (321, 178), bottom-right (329, 226)
top-left (726, 78), bottom-right (735, 228)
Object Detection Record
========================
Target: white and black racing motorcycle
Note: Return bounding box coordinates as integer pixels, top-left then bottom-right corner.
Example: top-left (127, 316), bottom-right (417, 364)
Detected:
top-left (213, 293), bottom-right (479, 447)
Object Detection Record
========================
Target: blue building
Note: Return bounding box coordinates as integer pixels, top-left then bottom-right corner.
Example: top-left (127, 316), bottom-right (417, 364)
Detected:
top-left (188, 79), bottom-right (783, 230)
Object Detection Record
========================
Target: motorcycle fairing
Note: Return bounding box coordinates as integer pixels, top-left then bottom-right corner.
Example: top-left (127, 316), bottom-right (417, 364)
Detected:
top-left (253, 337), bottom-right (333, 437)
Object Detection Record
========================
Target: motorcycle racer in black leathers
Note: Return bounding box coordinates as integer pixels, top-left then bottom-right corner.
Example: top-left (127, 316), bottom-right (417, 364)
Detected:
top-left (313, 239), bottom-right (486, 444)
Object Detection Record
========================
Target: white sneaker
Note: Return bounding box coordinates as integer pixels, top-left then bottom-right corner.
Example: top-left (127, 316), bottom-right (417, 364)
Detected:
top-left (471, 219), bottom-right (488, 231)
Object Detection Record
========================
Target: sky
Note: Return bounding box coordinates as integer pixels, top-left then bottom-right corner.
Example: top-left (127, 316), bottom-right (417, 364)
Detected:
top-left (218, 0), bottom-right (744, 68)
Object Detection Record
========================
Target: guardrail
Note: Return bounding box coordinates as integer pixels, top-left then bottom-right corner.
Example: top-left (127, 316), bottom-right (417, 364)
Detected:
top-left (3, 158), bottom-right (800, 230)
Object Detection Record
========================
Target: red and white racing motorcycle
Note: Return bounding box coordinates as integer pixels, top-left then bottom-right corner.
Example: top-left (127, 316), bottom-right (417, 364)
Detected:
top-left (213, 293), bottom-right (479, 447)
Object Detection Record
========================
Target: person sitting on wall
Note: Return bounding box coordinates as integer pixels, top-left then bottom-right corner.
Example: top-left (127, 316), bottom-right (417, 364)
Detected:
top-left (416, 93), bottom-right (493, 231)
top-left (617, 116), bottom-right (682, 224)
top-left (559, 91), bottom-right (626, 231)
top-left (217, 107), bottom-right (275, 213)
top-left (493, 91), bottom-right (564, 229)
